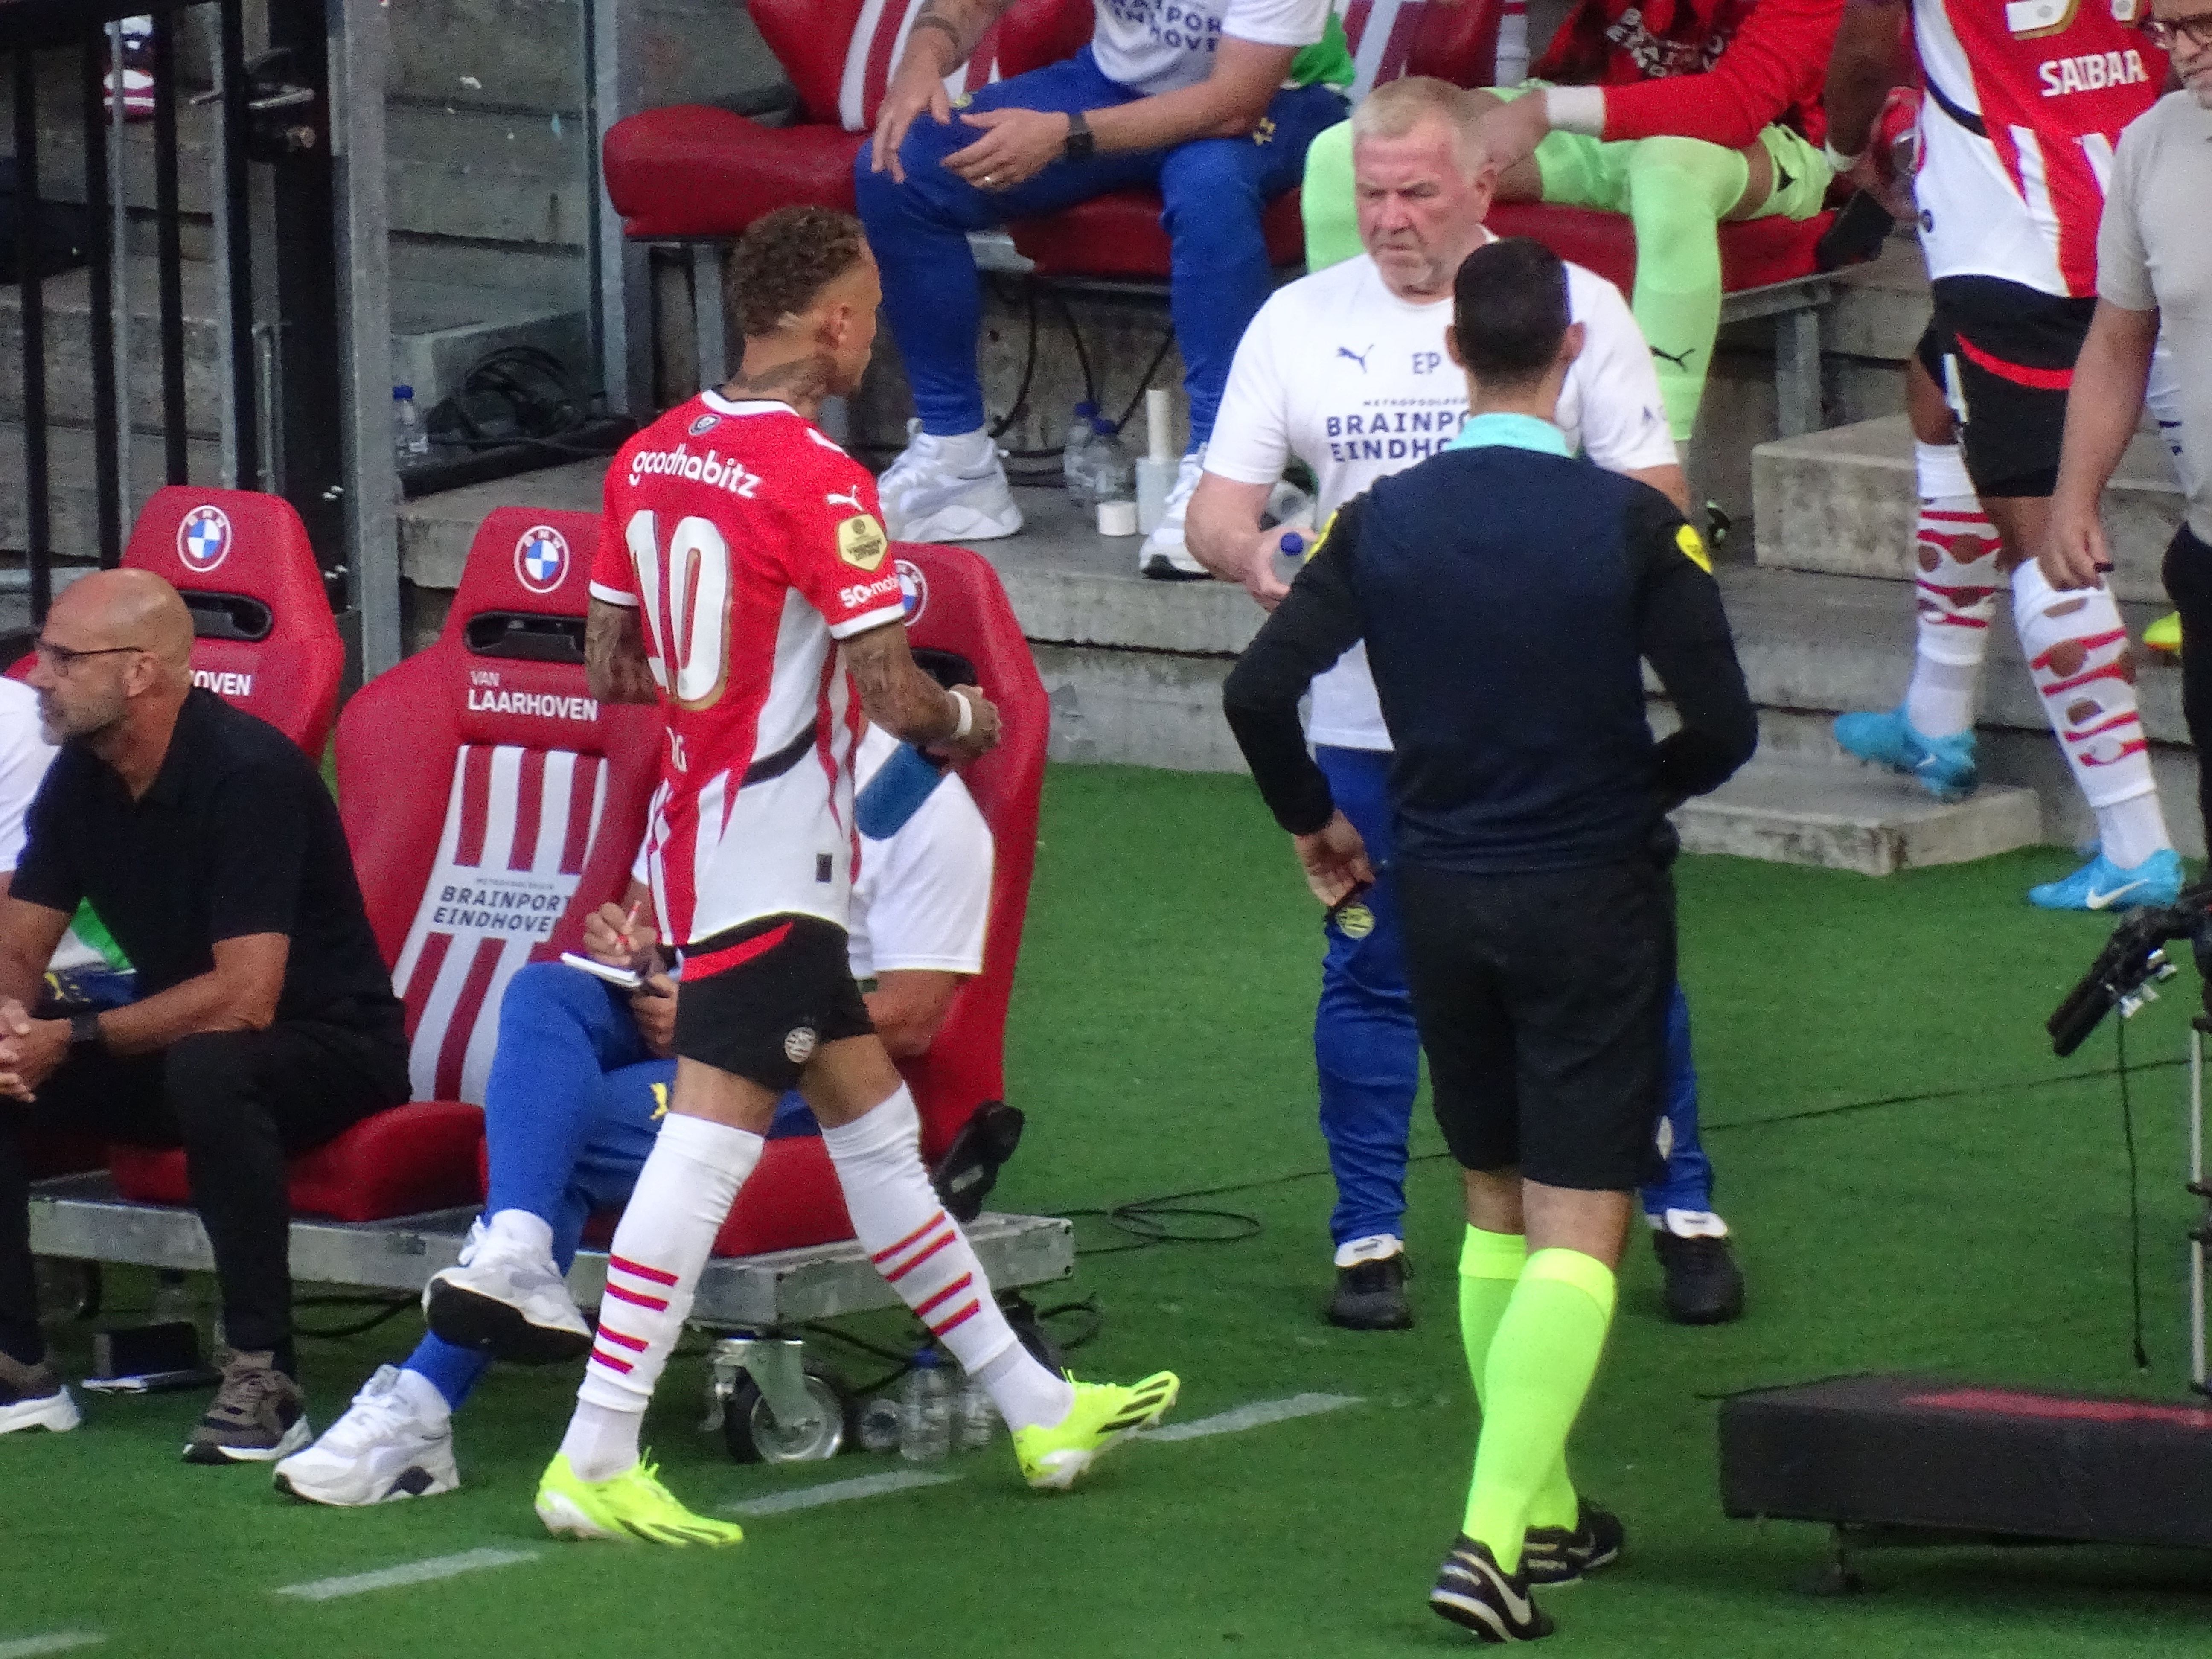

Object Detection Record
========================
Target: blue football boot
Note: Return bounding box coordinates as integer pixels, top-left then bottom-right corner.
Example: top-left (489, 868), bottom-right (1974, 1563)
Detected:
top-left (2027, 847), bottom-right (2184, 913)
top-left (1832, 705), bottom-right (1979, 801)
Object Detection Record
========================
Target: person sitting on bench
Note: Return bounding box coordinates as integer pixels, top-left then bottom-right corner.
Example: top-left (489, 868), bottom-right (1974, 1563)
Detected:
top-left (0, 571), bottom-right (409, 1461)
top-left (272, 722), bottom-right (993, 1507)
top-left (1300, 0), bottom-right (1842, 445)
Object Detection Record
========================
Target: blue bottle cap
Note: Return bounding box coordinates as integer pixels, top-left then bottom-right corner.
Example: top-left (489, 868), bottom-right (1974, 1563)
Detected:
top-left (393, 385), bottom-right (414, 400)
top-left (912, 1346), bottom-right (941, 1368)
top-left (1278, 532), bottom-right (1306, 556)
top-left (1074, 401), bottom-right (1097, 419)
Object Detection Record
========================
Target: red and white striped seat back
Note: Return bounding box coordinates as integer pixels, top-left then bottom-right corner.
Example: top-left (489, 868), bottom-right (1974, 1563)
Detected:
top-left (1339, 0), bottom-right (1432, 98)
top-left (393, 745), bottom-right (613, 1105)
top-left (1334, 0), bottom-right (1508, 98)
top-left (836, 0), bottom-right (1004, 131)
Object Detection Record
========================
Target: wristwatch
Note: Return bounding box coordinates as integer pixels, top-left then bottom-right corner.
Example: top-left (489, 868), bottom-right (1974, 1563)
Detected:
top-left (68, 1011), bottom-right (102, 1050)
top-left (1063, 109), bottom-right (1095, 164)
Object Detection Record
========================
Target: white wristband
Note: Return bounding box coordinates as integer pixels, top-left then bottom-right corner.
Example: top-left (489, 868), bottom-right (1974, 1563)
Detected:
top-left (948, 688), bottom-right (974, 741)
top-left (1823, 139), bottom-right (1866, 176)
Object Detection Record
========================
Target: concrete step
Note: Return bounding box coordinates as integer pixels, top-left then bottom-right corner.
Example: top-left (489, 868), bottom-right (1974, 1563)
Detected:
top-left (0, 421), bottom-right (224, 556)
top-left (1671, 756), bottom-right (2040, 875)
top-left (1753, 413), bottom-right (2186, 606)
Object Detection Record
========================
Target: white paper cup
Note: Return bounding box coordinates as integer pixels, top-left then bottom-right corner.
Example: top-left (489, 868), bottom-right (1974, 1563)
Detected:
top-left (1097, 498), bottom-right (1139, 537)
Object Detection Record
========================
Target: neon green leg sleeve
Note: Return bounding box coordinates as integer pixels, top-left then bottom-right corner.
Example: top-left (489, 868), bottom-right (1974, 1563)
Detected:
top-left (1300, 119), bottom-right (1359, 274)
top-left (1463, 1247), bottom-right (1617, 1572)
top-left (1618, 137), bottom-right (1748, 442)
top-left (1459, 1228), bottom-right (1582, 1538)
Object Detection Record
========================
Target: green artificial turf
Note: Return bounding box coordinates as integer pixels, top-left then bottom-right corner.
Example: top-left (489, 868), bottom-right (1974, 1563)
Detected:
top-left (10, 764), bottom-right (2212, 1658)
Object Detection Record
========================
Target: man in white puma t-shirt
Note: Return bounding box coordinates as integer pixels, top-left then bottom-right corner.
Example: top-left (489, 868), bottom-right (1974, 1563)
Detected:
top-left (1190, 74), bottom-right (1749, 1332)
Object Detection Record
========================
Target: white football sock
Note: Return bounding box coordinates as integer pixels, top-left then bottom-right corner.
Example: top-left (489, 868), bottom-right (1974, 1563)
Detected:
top-left (822, 1086), bottom-right (1074, 1432)
top-left (1903, 442), bottom-right (2000, 739)
top-left (564, 1112), bottom-right (763, 1482)
top-left (2012, 559), bottom-right (2171, 862)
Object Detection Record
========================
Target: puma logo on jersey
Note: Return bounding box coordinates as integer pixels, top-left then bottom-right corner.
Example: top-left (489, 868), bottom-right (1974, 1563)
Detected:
top-left (2037, 49), bottom-right (2151, 96)
top-left (1336, 343), bottom-right (1373, 372)
top-left (825, 486), bottom-right (867, 514)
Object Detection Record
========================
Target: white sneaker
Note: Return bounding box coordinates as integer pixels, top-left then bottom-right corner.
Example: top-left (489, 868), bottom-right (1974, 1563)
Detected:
top-left (423, 1218), bottom-right (591, 1365)
top-left (0, 1353), bottom-right (80, 1435)
top-left (274, 1366), bottom-right (458, 1506)
top-left (1139, 450), bottom-right (1209, 579)
top-left (879, 426), bottom-right (1022, 543)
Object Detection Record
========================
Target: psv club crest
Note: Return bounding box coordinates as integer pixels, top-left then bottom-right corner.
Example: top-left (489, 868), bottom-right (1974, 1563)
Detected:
top-left (177, 504), bottom-right (233, 573)
top-left (514, 525), bottom-right (570, 594)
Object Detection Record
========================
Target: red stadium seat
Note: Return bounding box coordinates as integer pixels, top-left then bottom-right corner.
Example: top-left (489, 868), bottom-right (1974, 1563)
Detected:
top-left (709, 539), bottom-right (1048, 1256)
top-left (106, 509), bottom-right (663, 1222)
top-left (9, 486), bottom-right (344, 759)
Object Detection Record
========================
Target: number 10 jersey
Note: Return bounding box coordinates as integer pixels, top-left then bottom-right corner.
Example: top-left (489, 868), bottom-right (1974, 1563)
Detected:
top-left (590, 391), bottom-right (906, 949)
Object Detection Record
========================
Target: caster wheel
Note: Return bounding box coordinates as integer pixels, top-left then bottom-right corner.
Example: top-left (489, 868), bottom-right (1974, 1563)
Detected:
top-left (34, 1257), bottom-right (102, 1324)
top-left (722, 1367), bottom-right (850, 1464)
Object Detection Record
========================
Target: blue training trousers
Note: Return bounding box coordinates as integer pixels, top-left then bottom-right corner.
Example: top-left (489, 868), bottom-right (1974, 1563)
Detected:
top-left (1313, 745), bottom-right (1716, 1247)
top-left (853, 48), bottom-right (1345, 444)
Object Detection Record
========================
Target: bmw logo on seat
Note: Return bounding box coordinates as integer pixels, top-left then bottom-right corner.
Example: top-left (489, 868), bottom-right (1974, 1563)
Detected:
top-left (896, 557), bottom-right (928, 624)
top-left (177, 505), bottom-right (232, 573)
top-left (515, 525), bottom-right (570, 594)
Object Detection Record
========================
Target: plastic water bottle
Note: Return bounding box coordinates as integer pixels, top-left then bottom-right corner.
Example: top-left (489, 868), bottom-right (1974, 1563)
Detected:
top-left (1263, 479), bottom-right (1313, 532)
top-left (1063, 401), bottom-right (1101, 509)
top-left (956, 1374), bottom-right (1001, 1451)
top-left (899, 1347), bottom-right (953, 1463)
top-left (393, 385), bottom-right (428, 464)
top-left (856, 1394), bottom-right (904, 1455)
top-left (855, 743), bottom-right (948, 840)
top-left (1271, 530), bottom-right (1309, 588)
top-left (1089, 417), bottom-right (1134, 509)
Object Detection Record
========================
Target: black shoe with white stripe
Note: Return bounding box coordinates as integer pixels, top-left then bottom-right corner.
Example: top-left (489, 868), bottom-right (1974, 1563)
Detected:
top-left (1521, 1500), bottom-right (1624, 1586)
top-left (1430, 1535), bottom-right (1553, 1642)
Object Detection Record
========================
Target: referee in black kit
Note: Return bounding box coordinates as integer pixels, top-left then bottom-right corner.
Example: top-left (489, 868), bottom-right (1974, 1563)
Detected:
top-left (1222, 238), bottom-right (1755, 1643)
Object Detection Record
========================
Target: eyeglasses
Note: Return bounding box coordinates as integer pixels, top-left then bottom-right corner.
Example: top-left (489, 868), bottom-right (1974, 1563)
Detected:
top-left (2145, 13), bottom-right (2212, 49)
top-left (33, 639), bottom-right (146, 674)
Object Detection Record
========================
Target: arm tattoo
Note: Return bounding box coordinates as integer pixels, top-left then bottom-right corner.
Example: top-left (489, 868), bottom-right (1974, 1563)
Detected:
top-left (585, 600), bottom-right (660, 706)
top-left (845, 624), bottom-right (958, 746)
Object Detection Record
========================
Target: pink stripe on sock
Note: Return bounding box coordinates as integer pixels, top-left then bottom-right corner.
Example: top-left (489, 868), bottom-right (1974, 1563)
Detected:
top-left (929, 1299), bottom-right (981, 1337)
top-left (604, 1283), bottom-right (668, 1312)
top-left (914, 1272), bottom-right (974, 1320)
top-left (609, 1254), bottom-right (678, 1286)
top-left (872, 1211), bottom-right (948, 1265)
top-left (884, 1230), bottom-right (955, 1284)
top-left (597, 1325), bottom-right (648, 1352)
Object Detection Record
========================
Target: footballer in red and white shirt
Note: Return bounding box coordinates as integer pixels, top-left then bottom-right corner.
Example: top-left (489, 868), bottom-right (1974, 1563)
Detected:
top-left (591, 389), bottom-right (905, 953)
top-left (543, 206), bottom-right (1178, 1550)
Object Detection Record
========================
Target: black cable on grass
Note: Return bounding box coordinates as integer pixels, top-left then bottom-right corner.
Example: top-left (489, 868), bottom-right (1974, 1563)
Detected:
top-left (1065, 1196), bottom-right (1263, 1256)
top-left (294, 1293), bottom-right (415, 1341)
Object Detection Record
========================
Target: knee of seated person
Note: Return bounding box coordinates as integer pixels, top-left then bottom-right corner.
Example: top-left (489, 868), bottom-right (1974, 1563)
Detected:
top-left (499, 958), bottom-right (604, 1033)
top-left (1621, 135), bottom-right (1735, 210)
top-left (1160, 140), bottom-right (1261, 224)
top-left (161, 1030), bottom-right (263, 1125)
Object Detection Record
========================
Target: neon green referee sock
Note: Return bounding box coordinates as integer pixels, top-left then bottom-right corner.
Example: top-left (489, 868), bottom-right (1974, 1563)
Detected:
top-left (1463, 1247), bottom-right (1617, 1572)
top-left (1459, 1228), bottom-right (1581, 1537)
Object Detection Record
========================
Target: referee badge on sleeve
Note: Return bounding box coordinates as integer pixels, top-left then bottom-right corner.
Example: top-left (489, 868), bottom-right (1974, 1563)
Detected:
top-left (1675, 524), bottom-right (1712, 575)
top-left (837, 513), bottom-right (889, 571)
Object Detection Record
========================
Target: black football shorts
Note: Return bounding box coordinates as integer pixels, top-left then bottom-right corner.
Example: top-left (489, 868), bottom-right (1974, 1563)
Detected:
top-left (674, 913), bottom-right (874, 1091)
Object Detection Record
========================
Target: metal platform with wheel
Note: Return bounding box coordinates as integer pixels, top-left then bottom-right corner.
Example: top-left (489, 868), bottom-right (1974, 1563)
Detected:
top-left (28, 1172), bottom-right (1074, 1327)
top-left (30, 1172), bottom-right (1075, 1462)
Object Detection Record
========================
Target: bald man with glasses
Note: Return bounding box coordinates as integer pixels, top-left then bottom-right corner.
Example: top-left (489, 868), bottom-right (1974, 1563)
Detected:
top-left (0, 570), bottom-right (407, 1464)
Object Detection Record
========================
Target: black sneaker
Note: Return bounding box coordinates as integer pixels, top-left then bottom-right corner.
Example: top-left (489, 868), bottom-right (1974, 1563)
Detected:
top-left (1326, 1252), bottom-right (1412, 1330)
top-left (1521, 1500), bottom-right (1625, 1586)
top-left (1430, 1534), bottom-right (1554, 1642)
top-left (0, 1350), bottom-right (80, 1435)
top-left (1653, 1229), bottom-right (1745, 1325)
top-left (183, 1349), bottom-right (311, 1464)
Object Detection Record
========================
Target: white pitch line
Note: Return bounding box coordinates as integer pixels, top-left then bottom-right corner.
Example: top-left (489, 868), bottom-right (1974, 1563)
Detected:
top-left (1145, 1391), bottom-right (1363, 1443)
top-left (726, 1468), bottom-right (959, 1516)
top-left (0, 1635), bottom-right (104, 1659)
top-left (274, 1547), bottom-right (542, 1603)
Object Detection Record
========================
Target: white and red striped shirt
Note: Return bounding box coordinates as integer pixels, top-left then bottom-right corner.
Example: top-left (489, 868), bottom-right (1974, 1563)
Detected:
top-left (591, 392), bottom-right (906, 949)
top-left (1912, 0), bottom-right (2168, 298)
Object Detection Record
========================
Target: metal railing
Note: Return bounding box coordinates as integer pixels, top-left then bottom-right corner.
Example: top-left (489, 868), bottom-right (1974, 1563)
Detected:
top-left (0, 0), bottom-right (398, 672)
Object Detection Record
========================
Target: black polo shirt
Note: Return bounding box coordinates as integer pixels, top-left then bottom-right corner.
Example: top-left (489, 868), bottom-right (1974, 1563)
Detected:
top-left (13, 688), bottom-right (402, 1035)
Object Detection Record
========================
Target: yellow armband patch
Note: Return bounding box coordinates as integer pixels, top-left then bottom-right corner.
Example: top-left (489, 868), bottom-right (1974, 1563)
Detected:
top-left (837, 513), bottom-right (889, 571)
top-left (1676, 523), bottom-right (1712, 575)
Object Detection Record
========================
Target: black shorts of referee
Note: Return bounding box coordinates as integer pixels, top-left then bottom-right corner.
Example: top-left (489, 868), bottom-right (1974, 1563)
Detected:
top-left (1398, 852), bottom-right (1673, 1191)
